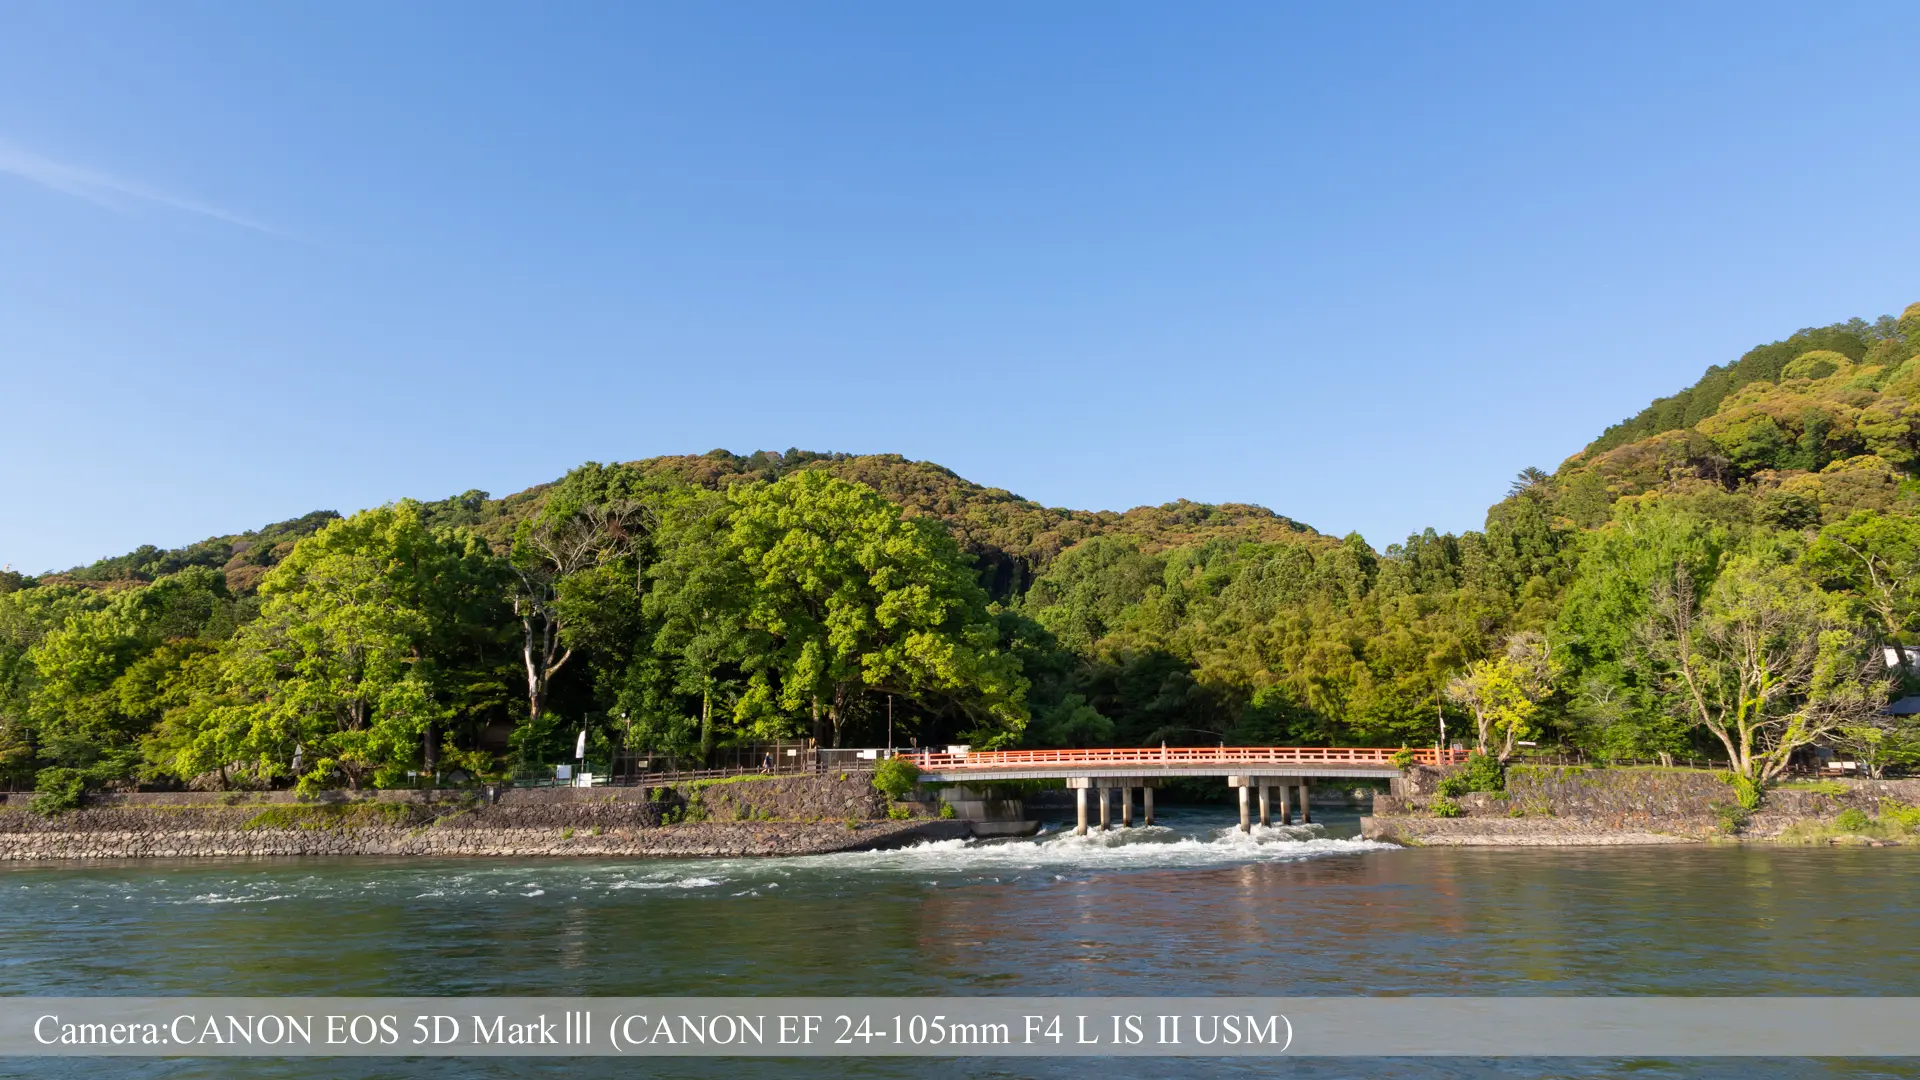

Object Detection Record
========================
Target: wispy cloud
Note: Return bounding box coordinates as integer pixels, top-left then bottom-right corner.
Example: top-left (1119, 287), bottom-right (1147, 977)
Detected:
top-left (0, 138), bottom-right (281, 236)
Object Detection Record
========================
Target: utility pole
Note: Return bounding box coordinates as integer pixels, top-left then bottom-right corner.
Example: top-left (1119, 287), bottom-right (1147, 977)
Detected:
top-left (887, 694), bottom-right (894, 753)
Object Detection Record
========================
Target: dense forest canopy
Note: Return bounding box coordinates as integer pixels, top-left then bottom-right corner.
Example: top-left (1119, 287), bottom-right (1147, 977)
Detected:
top-left (8, 302), bottom-right (1920, 801)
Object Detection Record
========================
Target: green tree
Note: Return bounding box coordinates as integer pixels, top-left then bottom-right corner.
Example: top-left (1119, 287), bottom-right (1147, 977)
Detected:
top-left (643, 489), bottom-right (750, 761)
top-left (1444, 632), bottom-right (1554, 761)
top-left (159, 504), bottom-right (509, 790)
top-left (1804, 510), bottom-right (1920, 673)
top-left (508, 463), bottom-right (655, 726)
top-left (713, 471), bottom-right (1027, 747)
top-left (1641, 553), bottom-right (1884, 783)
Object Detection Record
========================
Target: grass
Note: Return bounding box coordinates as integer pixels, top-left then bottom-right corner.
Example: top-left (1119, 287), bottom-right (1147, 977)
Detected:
top-left (684, 774), bottom-right (775, 791)
top-left (1777, 780), bottom-right (1849, 795)
top-left (1771, 819), bottom-right (1906, 845)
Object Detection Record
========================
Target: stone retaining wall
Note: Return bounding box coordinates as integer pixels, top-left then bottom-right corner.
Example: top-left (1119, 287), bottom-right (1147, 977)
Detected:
top-left (0, 774), bottom-right (922, 860)
top-left (1365, 765), bottom-right (1920, 845)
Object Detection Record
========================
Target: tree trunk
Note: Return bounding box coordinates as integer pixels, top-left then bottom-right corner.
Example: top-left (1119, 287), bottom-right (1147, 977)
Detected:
top-left (519, 609), bottom-right (573, 723)
top-left (830, 684), bottom-right (848, 749)
top-left (811, 696), bottom-right (824, 749)
top-left (699, 686), bottom-right (714, 765)
top-left (424, 721), bottom-right (437, 779)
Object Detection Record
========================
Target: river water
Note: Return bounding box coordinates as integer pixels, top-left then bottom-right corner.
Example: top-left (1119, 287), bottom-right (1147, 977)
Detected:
top-left (4, 807), bottom-right (1919, 1079)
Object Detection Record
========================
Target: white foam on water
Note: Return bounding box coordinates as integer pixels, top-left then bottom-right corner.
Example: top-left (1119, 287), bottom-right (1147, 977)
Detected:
top-left (607, 875), bottom-right (722, 891)
top-left (796, 821), bottom-right (1389, 879)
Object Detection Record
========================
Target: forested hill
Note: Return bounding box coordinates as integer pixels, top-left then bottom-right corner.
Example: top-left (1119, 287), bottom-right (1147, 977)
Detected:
top-left (1582, 306), bottom-right (1920, 458)
top-left (1551, 302), bottom-right (1920, 528)
top-left (8, 301), bottom-right (1920, 802)
top-left (35, 451), bottom-right (1323, 601)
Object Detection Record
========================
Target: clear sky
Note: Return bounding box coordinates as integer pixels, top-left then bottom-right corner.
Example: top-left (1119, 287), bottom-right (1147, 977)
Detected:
top-left (3, 3), bottom-right (1917, 574)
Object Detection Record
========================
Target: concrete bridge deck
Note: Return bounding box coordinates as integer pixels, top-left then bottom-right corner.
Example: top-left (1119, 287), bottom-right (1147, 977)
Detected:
top-left (899, 746), bottom-right (1466, 835)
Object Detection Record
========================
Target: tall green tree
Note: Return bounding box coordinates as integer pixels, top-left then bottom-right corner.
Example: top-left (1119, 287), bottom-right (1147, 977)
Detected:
top-left (1804, 510), bottom-right (1920, 673)
top-left (153, 504), bottom-right (509, 790)
top-left (699, 471), bottom-right (1028, 747)
top-left (508, 463), bottom-right (655, 726)
top-left (1641, 552), bottom-right (1884, 783)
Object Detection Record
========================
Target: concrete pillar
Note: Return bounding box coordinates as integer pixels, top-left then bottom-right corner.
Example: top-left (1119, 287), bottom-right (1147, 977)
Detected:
top-left (1278, 782), bottom-right (1291, 825)
top-left (1075, 785), bottom-right (1088, 836)
top-left (1098, 785), bottom-right (1111, 831)
top-left (1143, 786), bottom-right (1154, 826)
top-left (1298, 780), bottom-right (1312, 824)
top-left (1257, 784), bottom-right (1271, 827)
top-left (1237, 784), bottom-right (1251, 833)
top-left (1121, 786), bottom-right (1134, 827)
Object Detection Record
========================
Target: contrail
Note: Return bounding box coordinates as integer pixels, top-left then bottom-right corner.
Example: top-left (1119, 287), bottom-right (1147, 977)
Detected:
top-left (0, 138), bottom-right (283, 237)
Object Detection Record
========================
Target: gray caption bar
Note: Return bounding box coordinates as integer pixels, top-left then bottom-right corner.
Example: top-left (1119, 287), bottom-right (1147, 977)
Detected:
top-left (5, 997), bottom-right (1918, 1057)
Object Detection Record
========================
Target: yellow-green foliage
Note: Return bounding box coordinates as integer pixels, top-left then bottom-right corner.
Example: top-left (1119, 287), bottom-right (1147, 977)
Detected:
top-left (1880, 799), bottom-right (1920, 832)
top-left (685, 773), bottom-right (774, 791)
top-left (1780, 780), bottom-right (1848, 795)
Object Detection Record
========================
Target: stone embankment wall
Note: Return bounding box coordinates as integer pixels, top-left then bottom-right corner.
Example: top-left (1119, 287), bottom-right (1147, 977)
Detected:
top-left (1365, 765), bottom-right (1920, 846)
top-left (0, 775), bottom-right (953, 860)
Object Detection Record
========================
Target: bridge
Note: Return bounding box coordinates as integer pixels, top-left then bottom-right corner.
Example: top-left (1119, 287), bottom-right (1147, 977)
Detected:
top-left (899, 746), bottom-right (1467, 835)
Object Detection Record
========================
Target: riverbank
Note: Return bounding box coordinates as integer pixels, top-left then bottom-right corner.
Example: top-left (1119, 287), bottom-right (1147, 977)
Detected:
top-left (0, 776), bottom-right (971, 860)
top-left (1362, 764), bottom-right (1920, 846)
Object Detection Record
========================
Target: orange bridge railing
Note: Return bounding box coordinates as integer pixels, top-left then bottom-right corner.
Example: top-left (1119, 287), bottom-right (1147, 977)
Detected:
top-left (901, 746), bottom-right (1468, 771)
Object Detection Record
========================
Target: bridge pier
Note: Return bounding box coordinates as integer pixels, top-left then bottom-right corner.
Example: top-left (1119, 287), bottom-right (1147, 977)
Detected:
top-left (1070, 778), bottom-right (1090, 835)
top-left (1277, 782), bottom-right (1290, 825)
top-left (1257, 784), bottom-right (1271, 827)
top-left (1229, 775), bottom-right (1251, 832)
top-left (1298, 780), bottom-right (1311, 824)
top-left (1143, 786), bottom-right (1154, 826)
top-left (1121, 786), bottom-right (1134, 827)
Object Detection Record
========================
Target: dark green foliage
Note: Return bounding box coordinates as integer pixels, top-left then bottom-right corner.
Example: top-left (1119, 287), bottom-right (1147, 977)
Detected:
top-left (29, 767), bottom-right (87, 815)
top-left (872, 758), bottom-right (920, 800)
top-left (1438, 752), bottom-right (1504, 796)
top-left (53, 511), bottom-right (342, 594)
top-left (1461, 751), bottom-right (1505, 792)
top-left (1836, 807), bottom-right (1871, 832)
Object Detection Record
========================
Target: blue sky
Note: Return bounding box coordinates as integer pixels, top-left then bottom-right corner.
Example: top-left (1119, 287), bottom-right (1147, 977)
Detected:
top-left (3, 3), bottom-right (1917, 574)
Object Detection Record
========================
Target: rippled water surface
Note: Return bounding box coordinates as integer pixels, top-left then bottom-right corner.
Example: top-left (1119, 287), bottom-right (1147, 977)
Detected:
top-left (4, 807), bottom-right (1919, 1079)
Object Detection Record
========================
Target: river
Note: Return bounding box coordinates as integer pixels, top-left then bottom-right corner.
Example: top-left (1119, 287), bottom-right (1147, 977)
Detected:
top-left (4, 806), bottom-right (1918, 1079)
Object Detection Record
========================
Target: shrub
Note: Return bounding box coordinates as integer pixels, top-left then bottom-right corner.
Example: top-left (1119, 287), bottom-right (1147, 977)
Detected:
top-left (1880, 799), bottom-right (1920, 832)
top-left (886, 804), bottom-right (913, 820)
top-left (1390, 747), bottom-right (1417, 769)
top-left (938, 802), bottom-right (956, 819)
top-left (1835, 808), bottom-right (1871, 833)
top-left (1459, 752), bottom-right (1505, 793)
top-left (29, 768), bottom-right (87, 817)
top-left (1436, 752), bottom-right (1503, 798)
top-left (1726, 774), bottom-right (1763, 811)
top-left (1431, 797), bottom-right (1463, 819)
top-left (1716, 805), bottom-right (1749, 835)
top-left (872, 758), bottom-right (921, 800)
